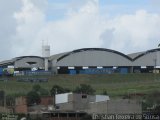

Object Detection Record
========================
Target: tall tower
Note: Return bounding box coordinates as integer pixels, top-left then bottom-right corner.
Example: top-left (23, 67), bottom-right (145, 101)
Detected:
top-left (42, 41), bottom-right (50, 71)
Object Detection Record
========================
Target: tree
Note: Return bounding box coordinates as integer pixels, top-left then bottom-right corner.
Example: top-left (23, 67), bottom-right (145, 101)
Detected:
top-left (73, 84), bottom-right (95, 95)
top-left (27, 84), bottom-right (50, 106)
top-left (6, 95), bottom-right (15, 106)
top-left (32, 84), bottom-right (49, 96)
top-left (80, 114), bottom-right (92, 120)
top-left (0, 90), bottom-right (5, 106)
top-left (32, 84), bottom-right (41, 92)
top-left (26, 91), bottom-right (41, 106)
top-left (39, 88), bottom-right (49, 96)
top-left (102, 90), bottom-right (108, 95)
top-left (50, 85), bottom-right (71, 96)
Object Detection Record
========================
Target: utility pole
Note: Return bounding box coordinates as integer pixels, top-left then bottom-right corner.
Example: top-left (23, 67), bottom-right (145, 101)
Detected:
top-left (154, 50), bottom-right (158, 81)
top-left (4, 78), bottom-right (7, 113)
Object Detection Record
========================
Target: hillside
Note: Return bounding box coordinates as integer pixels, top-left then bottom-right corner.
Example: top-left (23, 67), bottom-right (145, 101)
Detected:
top-left (0, 73), bottom-right (160, 97)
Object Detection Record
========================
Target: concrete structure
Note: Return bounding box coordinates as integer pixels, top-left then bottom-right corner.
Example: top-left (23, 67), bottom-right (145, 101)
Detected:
top-left (55, 93), bottom-right (141, 114)
top-left (1, 48), bottom-right (160, 74)
top-left (107, 99), bottom-right (142, 114)
top-left (14, 93), bottom-right (142, 120)
top-left (42, 111), bottom-right (87, 120)
top-left (15, 96), bottom-right (54, 114)
top-left (42, 45), bottom-right (50, 58)
top-left (15, 96), bottom-right (28, 114)
top-left (55, 93), bottom-right (109, 112)
top-left (0, 106), bottom-right (12, 113)
top-left (40, 96), bottom-right (54, 106)
top-left (42, 45), bottom-right (50, 71)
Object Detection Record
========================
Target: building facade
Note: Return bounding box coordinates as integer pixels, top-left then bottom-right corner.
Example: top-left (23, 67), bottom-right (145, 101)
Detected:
top-left (1, 48), bottom-right (160, 74)
top-left (55, 93), bottom-right (141, 114)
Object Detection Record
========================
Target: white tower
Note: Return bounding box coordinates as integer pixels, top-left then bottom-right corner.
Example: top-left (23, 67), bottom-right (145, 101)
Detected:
top-left (42, 41), bottom-right (50, 71)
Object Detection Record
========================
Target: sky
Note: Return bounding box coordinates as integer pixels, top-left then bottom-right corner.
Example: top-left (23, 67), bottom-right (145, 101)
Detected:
top-left (0, 0), bottom-right (160, 61)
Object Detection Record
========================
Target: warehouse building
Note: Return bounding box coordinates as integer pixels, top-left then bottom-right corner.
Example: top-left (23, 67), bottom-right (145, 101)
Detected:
top-left (0, 48), bottom-right (160, 74)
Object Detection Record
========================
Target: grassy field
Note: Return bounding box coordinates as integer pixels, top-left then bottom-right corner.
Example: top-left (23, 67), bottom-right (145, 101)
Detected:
top-left (0, 73), bottom-right (160, 97)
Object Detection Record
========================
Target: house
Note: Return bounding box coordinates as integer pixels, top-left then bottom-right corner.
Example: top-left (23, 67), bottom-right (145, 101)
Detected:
top-left (15, 93), bottom-right (142, 118)
top-left (55, 93), bottom-right (110, 113)
top-left (55, 93), bottom-right (142, 114)
top-left (15, 96), bottom-right (54, 114)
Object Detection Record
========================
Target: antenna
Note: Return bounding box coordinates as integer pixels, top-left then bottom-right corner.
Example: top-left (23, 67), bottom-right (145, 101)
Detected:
top-left (46, 37), bottom-right (49, 45)
top-left (42, 40), bottom-right (44, 46)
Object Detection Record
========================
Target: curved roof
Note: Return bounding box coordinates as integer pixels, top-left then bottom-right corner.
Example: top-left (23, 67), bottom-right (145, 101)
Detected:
top-left (133, 48), bottom-right (160, 61)
top-left (49, 52), bottom-right (69, 61)
top-left (1, 48), bottom-right (160, 67)
top-left (0, 59), bottom-right (14, 66)
top-left (127, 52), bottom-right (143, 59)
top-left (0, 56), bottom-right (44, 66)
top-left (14, 56), bottom-right (44, 61)
top-left (57, 48), bottom-right (133, 62)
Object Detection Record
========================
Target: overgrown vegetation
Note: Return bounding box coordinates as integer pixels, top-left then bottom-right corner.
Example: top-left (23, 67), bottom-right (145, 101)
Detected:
top-left (50, 85), bottom-right (71, 96)
top-left (1, 73), bottom-right (160, 97)
top-left (142, 91), bottom-right (160, 113)
top-left (73, 84), bottom-right (95, 95)
top-left (27, 90), bottom-right (41, 106)
top-left (1, 73), bottom-right (160, 110)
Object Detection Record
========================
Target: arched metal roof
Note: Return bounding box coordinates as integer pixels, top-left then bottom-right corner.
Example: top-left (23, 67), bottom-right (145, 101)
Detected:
top-left (14, 56), bottom-right (44, 61)
top-left (0, 56), bottom-right (45, 67)
top-left (133, 48), bottom-right (160, 61)
top-left (57, 48), bottom-right (133, 62)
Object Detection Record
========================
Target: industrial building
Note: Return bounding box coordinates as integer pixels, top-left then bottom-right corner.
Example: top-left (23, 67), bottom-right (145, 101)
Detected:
top-left (0, 47), bottom-right (160, 75)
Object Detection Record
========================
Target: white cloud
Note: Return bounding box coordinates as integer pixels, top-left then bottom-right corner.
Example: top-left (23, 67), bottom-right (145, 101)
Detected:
top-left (13, 0), bottom-right (46, 57)
top-left (13, 0), bottom-right (104, 56)
top-left (1, 0), bottom-right (160, 61)
top-left (0, 0), bottom-right (21, 60)
top-left (107, 10), bottom-right (160, 53)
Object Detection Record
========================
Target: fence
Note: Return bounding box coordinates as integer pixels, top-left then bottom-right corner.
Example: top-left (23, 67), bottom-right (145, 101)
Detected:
top-left (17, 78), bottom-right (48, 82)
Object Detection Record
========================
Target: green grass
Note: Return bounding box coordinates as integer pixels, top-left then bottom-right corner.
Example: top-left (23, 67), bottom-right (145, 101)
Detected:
top-left (0, 73), bottom-right (160, 97)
